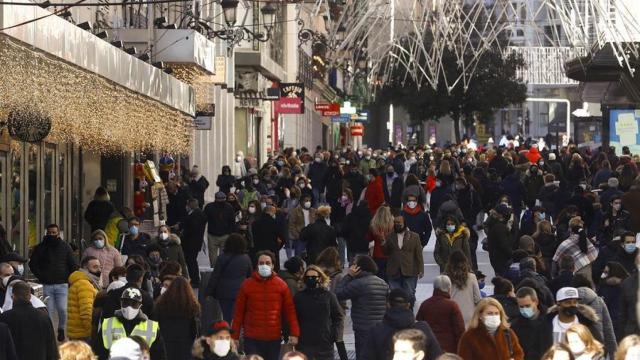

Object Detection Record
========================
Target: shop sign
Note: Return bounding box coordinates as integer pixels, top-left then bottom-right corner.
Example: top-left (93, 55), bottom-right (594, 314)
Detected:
top-left (275, 83), bottom-right (304, 114)
top-left (238, 98), bottom-right (261, 108)
top-left (212, 56), bottom-right (226, 84)
top-left (354, 111), bottom-right (369, 123)
top-left (264, 88), bottom-right (280, 101)
top-left (331, 114), bottom-right (351, 123)
top-left (194, 116), bottom-right (213, 130)
top-left (340, 101), bottom-right (357, 115)
top-left (315, 103), bottom-right (340, 116)
top-left (351, 124), bottom-right (364, 136)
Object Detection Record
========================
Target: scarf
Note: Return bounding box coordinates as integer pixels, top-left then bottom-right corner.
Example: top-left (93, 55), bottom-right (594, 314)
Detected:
top-left (80, 268), bottom-right (101, 289)
top-left (403, 204), bottom-right (422, 215)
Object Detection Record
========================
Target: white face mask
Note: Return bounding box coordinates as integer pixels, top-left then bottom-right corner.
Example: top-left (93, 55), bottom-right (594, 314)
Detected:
top-left (213, 339), bottom-right (231, 357)
top-left (303, 201), bottom-right (311, 209)
top-left (407, 201), bottom-right (417, 209)
top-left (160, 287), bottom-right (167, 295)
top-left (482, 315), bottom-right (501, 331)
top-left (16, 265), bottom-right (24, 276)
top-left (236, 156), bottom-right (242, 162)
top-left (248, 206), bottom-right (256, 214)
top-left (258, 264), bottom-right (272, 277)
top-left (159, 233), bottom-right (169, 241)
top-left (94, 239), bottom-right (105, 248)
top-left (567, 332), bottom-right (586, 355)
top-left (121, 306), bottom-right (140, 320)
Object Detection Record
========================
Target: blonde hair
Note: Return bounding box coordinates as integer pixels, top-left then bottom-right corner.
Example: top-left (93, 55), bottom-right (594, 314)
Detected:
top-left (317, 205), bottom-right (332, 219)
top-left (565, 324), bottom-right (604, 357)
top-left (304, 265), bottom-right (330, 288)
top-left (615, 335), bottom-right (640, 360)
top-left (468, 298), bottom-right (510, 330)
top-left (370, 206), bottom-right (394, 238)
top-left (59, 341), bottom-right (97, 360)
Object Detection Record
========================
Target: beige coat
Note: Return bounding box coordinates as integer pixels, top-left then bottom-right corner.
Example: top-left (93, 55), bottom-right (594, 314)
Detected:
top-left (288, 206), bottom-right (317, 239)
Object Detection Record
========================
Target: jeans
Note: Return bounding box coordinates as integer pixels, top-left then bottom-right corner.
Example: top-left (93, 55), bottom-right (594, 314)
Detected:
top-left (312, 188), bottom-right (324, 205)
top-left (207, 234), bottom-right (229, 267)
top-left (219, 298), bottom-right (235, 324)
top-left (243, 338), bottom-right (281, 360)
top-left (354, 328), bottom-right (371, 360)
top-left (337, 237), bottom-right (347, 267)
top-left (285, 239), bottom-right (307, 259)
top-left (389, 275), bottom-right (418, 307)
top-left (374, 258), bottom-right (387, 282)
top-left (43, 283), bottom-right (68, 331)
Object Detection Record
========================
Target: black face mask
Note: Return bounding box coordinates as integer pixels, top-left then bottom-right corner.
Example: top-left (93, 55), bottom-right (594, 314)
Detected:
top-left (394, 225), bottom-right (405, 233)
top-left (562, 306), bottom-right (579, 317)
top-left (43, 235), bottom-right (58, 243)
top-left (304, 276), bottom-right (319, 288)
top-left (387, 171), bottom-right (395, 177)
top-left (90, 270), bottom-right (102, 278)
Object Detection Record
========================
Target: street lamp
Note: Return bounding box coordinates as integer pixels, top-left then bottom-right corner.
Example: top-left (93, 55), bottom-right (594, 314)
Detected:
top-left (221, 0), bottom-right (239, 27)
top-left (261, 2), bottom-right (277, 34)
top-left (336, 24), bottom-right (346, 42)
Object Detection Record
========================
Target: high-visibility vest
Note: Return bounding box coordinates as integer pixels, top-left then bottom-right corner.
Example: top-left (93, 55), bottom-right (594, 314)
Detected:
top-left (101, 317), bottom-right (159, 349)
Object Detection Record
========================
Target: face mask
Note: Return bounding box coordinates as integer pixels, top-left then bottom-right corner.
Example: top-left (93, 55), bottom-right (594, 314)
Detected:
top-left (90, 270), bottom-right (102, 278)
top-left (394, 225), bottom-right (405, 233)
top-left (284, 189), bottom-right (290, 198)
top-left (121, 306), bottom-right (140, 320)
top-left (483, 315), bottom-right (501, 331)
top-left (446, 225), bottom-right (456, 233)
top-left (260, 202), bottom-right (267, 210)
top-left (303, 201), bottom-right (311, 209)
top-left (538, 212), bottom-right (546, 220)
top-left (315, 157), bottom-right (322, 163)
top-left (253, 179), bottom-right (260, 185)
top-left (159, 233), bottom-right (169, 241)
top-left (407, 201), bottom-right (417, 209)
top-left (258, 264), bottom-right (272, 277)
top-left (94, 239), bottom-right (105, 249)
top-left (601, 272), bottom-right (608, 279)
top-left (276, 161), bottom-right (284, 166)
top-left (520, 307), bottom-right (535, 319)
top-left (365, 156), bottom-right (371, 160)
top-left (539, 161), bottom-right (545, 166)
top-left (129, 226), bottom-right (139, 237)
top-left (248, 206), bottom-right (256, 214)
top-left (297, 182), bottom-right (305, 188)
top-left (455, 185), bottom-right (464, 190)
top-left (613, 203), bottom-right (622, 211)
top-left (562, 306), bottom-right (579, 317)
top-left (341, 195), bottom-right (349, 202)
top-left (387, 171), bottom-right (395, 177)
top-left (478, 282), bottom-right (485, 290)
top-left (624, 243), bottom-right (637, 254)
top-left (16, 265), bottom-right (24, 276)
top-left (160, 287), bottom-right (167, 295)
top-left (304, 276), bottom-right (319, 288)
top-left (149, 255), bottom-right (161, 264)
top-left (625, 345), bottom-right (640, 360)
top-left (236, 156), bottom-right (242, 162)
top-left (436, 181), bottom-right (442, 187)
top-left (213, 339), bottom-right (231, 357)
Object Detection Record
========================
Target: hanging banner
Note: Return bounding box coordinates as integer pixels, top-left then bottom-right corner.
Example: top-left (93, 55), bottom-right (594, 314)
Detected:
top-left (351, 124), bottom-right (364, 136)
top-left (315, 103), bottom-right (340, 116)
top-left (275, 83), bottom-right (305, 114)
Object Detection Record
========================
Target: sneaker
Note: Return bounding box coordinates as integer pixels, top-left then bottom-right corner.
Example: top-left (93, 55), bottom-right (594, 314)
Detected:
top-left (57, 329), bottom-right (65, 342)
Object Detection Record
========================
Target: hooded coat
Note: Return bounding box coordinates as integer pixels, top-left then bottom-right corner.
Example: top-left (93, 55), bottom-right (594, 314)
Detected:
top-left (576, 287), bottom-right (617, 357)
top-left (67, 270), bottom-right (100, 339)
top-left (546, 304), bottom-right (603, 345)
top-left (434, 225), bottom-right (471, 272)
top-left (157, 234), bottom-right (189, 278)
top-left (366, 306), bottom-right (443, 360)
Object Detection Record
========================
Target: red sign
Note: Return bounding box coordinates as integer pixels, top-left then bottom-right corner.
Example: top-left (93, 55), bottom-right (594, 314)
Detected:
top-left (276, 97), bottom-right (303, 114)
top-left (315, 103), bottom-right (340, 116)
top-left (351, 124), bottom-right (364, 137)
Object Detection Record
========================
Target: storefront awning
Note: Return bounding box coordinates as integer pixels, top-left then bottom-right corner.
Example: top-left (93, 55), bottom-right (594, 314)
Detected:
top-left (0, 1), bottom-right (196, 153)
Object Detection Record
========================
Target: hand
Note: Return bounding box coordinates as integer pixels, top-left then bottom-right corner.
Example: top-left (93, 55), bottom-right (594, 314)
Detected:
top-left (418, 272), bottom-right (424, 279)
top-left (288, 336), bottom-right (298, 346)
top-left (348, 265), bottom-right (361, 277)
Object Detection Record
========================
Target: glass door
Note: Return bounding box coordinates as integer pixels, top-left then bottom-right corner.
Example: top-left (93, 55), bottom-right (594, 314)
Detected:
top-left (0, 152), bottom-right (7, 240)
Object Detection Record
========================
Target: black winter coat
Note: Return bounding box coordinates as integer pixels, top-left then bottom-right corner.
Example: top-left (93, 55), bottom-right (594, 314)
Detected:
top-left (189, 176), bottom-right (210, 208)
top-left (121, 233), bottom-right (155, 258)
top-left (619, 272), bottom-right (639, 337)
top-left (537, 184), bottom-right (561, 219)
top-left (84, 199), bottom-right (116, 232)
top-left (300, 220), bottom-right (338, 264)
top-left (205, 253), bottom-right (253, 300)
top-left (549, 270), bottom-right (574, 296)
top-left (592, 243), bottom-right (638, 280)
top-left (401, 209), bottom-right (432, 247)
top-left (308, 162), bottom-right (328, 192)
top-left (492, 295), bottom-right (520, 322)
top-left (294, 287), bottom-right (344, 360)
top-left (0, 300), bottom-right (59, 360)
top-left (156, 315), bottom-right (198, 360)
top-left (167, 187), bottom-right (191, 226)
top-left (158, 234), bottom-right (189, 278)
top-left (345, 171), bottom-right (367, 202)
top-left (486, 217), bottom-right (512, 275)
top-left (335, 271), bottom-right (388, 331)
top-left (365, 307), bottom-right (443, 360)
top-left (0, 322), bottom-right (17, 360)
top-left (511, 308), bottom-right (553, 360)
top-left (204, 202), bottom-right (236, 236)
top-left (216, 174), bottom-right (236, 195)
top-left (181, 208), bottom-right (207, 253)
top-left (342, 203), bottom-right (372, 254)
top-left (382, 176), bottom-right (404, 209)
top-left (28, 236), bottom-right (78, 285)
top-left (251, 214), bottom-right (284, 253)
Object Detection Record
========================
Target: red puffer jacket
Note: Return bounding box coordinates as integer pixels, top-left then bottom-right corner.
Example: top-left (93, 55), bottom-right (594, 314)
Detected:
top-left (231, 271), bottom-right (300, 341)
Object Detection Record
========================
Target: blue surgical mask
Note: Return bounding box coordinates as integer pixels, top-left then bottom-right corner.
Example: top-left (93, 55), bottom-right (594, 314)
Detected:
top-left (520, 307), bottom-right (536, 319)
top-left (538, 212), bottom-right (545, 220)
top-left (624, 243), bottom-right (637, 254)
top-left (478, 282), bottom-right (485, 290)
top-left (446, 225), bottom-right (456, 233)
top-left (129, 226), bottom-right (139, 237)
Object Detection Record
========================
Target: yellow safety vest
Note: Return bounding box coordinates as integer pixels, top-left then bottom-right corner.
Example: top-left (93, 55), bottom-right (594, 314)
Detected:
top-left (101, 317), bottom-right (159, 349)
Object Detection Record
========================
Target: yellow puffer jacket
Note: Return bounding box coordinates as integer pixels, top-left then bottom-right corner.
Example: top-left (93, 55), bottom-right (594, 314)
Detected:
top-left (67, 270), bottom-right (98, 339)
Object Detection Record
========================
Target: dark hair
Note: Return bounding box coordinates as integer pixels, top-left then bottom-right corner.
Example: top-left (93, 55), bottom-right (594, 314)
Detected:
top-left (223, 233), bottom-right (248, 254)
top-left (127, 216), bottom-right (141, 224)
top-left (46, 224), bottom-right (59, 230)
top-left (315, 247), bottom-right (341, 270)
top-left (516, 286), bottom-right (538, 301)
top-left (559, 255), bottom-right (575, 271)
top-left (491, 276), bottom-right (514, 296)
top-left (154, 277), bottom-right (200, 318)
top-left (444, 250), bottom-right (471, 289)
top-left (145, 244), bottom-right (162, 257)
top-left (255, 250), bottom-right (276, 266)
top-left (572, 274), bottom-right (594, 290)
top-left (405, 174), bottom-right (420, 187)
top-left (519, 257), bottom-right (536, 272)
top-left (284, 257), bottom-right (304, 274)
top-left (159, 261), bottom-right (182, 279)
top-left (605, 261), bottom-right (630, 280)
top-left (512, 249), bottom-right (529, 263)
top-left (355, 255), bottom-right (378, 274)
top-left (129, 336), bottom-right (150, 353)
top-left (392, 329), bottom-right (426, 354)
top-left (125, 264), bottom-right (146, 284)
top-left (12, 281), bottom-right (31, 301)
top-left (621, 231), bottom-right (636, 241)
top-left (95, 187), bottom-right (109, 197)
top-left (109, 266), bottom-right (127, 283)
top-left (81, 256), bottom-right (98, 268)
top-left (126, 255), bottom-right (149, 271)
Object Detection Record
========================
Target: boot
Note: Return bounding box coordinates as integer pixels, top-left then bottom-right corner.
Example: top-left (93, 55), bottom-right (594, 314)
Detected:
top-left (336, 341), bottom-right (349, 360)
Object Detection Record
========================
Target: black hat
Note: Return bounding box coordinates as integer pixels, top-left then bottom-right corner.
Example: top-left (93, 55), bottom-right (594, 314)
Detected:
top-left (0, 253), bottom-right (27, 263)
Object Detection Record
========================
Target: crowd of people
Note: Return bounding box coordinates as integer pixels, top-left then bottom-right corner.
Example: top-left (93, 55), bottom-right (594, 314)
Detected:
top-left (1, 139), bottom-right (640, 360)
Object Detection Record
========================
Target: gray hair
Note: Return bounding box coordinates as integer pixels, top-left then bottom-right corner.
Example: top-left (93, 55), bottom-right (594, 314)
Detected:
top-left (520, 257), bottom-right (536, 272)
top-left (434, 275), bottom-right (452, 293)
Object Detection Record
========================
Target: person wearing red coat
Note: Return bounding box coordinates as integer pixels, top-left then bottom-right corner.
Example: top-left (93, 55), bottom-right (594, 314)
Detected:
top-left (232, 251), bottom-right (300, 360)
top-left (364, 170), bottom-right (385, 216)
top-left (525, 145), bottom-right (542, 164)
top-left (416, 275), bottom-right (465, 353)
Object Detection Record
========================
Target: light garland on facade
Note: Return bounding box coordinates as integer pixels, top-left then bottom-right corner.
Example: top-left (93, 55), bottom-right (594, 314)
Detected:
top-left (0, 36), bottom-right (193, 154)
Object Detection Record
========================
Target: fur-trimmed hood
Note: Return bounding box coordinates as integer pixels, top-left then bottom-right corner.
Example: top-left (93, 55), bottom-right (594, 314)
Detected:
top-left (547, 303), bottom-right (599, 324)
top-left (157, 233), bottom-right (181, 246)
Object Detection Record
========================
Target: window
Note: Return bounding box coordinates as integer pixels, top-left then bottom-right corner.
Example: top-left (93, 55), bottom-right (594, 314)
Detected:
top-left (10, 145), bottom-right (21, 253)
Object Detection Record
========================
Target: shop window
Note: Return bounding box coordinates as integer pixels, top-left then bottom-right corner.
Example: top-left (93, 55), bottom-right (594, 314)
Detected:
top-left (43, 145), bottom-right (55, 229)
top-left (58, 147), bottom-right (66, 234)
top-left (10, 145), bottom-right (21, 253)
top-left (27, 144), bottom-right (38, 249)
top-left (0, 153), bottom-right (6, 238)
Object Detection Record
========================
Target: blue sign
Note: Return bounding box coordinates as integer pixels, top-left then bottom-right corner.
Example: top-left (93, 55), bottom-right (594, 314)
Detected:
top-left (331, 114), bottom-right (351, 123)
top-left (609, 109), bottom-right (640, 155)
top-left (354, 111), bottom-right (369, 123)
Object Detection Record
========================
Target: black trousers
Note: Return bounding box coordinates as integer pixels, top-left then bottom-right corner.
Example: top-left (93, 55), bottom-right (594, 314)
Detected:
top-left (184, 248), bottom-right (201, 287)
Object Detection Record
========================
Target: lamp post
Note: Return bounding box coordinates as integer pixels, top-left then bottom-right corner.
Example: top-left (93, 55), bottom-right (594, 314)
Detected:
top-left (210, 0), bottom-right (277, 51)
top-left (221, 0), bottom-right (239, 27)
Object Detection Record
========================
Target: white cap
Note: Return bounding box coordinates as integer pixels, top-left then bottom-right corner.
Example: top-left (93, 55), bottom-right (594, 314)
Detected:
top-left (110, 338), bottom-right (142, 359)
top-left (556, 287), bottom-right (579, 302)
top-left (548, 153), bottom-right (556, 161)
